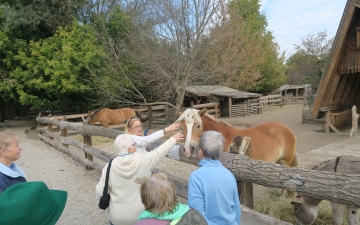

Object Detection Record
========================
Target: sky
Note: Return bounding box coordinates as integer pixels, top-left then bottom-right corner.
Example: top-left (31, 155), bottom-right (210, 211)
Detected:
top-left (259, 0), bottom-right (346, 56)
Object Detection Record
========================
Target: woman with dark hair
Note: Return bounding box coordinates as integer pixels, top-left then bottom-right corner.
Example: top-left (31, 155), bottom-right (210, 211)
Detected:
top-left (124, 117), bottom-right (181, 153)
top-left (135, 173), bottom-right (207, 225)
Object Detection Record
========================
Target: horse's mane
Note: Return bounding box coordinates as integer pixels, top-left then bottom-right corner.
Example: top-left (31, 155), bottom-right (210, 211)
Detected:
top-left (89, 108), bottom-right (102, 121)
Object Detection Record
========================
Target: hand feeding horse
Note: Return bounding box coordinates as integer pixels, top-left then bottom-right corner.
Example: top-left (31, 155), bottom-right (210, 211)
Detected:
top-left (83, 107), bottom-right (148, 128)
top-left (175, 108), bottom-right (298, 199)
top-left (291, 156), bottom-right (359, 225)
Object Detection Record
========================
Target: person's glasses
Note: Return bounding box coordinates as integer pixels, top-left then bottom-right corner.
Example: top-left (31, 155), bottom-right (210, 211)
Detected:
top-left (131, 125), bottom-right (143, 130)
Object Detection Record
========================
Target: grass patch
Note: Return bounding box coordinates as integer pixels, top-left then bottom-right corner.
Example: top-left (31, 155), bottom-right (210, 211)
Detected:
top-left (254, 188), bottom-right (356, 225)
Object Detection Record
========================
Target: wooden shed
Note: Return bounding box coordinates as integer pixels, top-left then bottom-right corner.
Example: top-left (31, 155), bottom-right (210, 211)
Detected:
top-left (184, 85), bottom-right (262, 117)
top-left (309, 0), bottom-right (360, 132)
top-left (271, 84), bottom-right (312, 104)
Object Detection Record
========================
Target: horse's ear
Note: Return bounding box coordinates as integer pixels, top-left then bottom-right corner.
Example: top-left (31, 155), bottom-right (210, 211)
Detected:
top-left (198, 108), bottom-right (207, 116)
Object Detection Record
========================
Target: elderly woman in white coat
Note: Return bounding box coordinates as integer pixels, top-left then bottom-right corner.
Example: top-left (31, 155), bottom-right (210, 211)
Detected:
top-left (124, 117), bottom-right (181, 153)
top-left (95, 132), bottom-right (184, 225)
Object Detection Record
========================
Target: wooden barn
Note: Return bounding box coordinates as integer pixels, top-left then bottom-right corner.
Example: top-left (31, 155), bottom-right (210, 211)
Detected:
top-left (184, 85), bottom-right (262, 117)
top-left (309, 0), bottom-right (360, 132)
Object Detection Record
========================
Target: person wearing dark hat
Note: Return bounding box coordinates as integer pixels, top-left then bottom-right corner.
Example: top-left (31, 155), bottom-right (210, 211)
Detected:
top-left (0, 132), bottom-right (26, 194)
top-left (0, 181), bottom-right (67, 225)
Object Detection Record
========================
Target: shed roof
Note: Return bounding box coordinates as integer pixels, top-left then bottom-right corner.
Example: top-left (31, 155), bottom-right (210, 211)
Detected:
top-left (270, 84), bottom-right (311, 94)
top-left (185, 85), bottom-right (262, 99)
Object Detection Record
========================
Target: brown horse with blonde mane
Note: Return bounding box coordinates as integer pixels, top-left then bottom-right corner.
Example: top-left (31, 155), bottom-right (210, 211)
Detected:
top-left (175, 108), bottom-right (298, 199)
top-left (84, 107), bottom-right (148, 128)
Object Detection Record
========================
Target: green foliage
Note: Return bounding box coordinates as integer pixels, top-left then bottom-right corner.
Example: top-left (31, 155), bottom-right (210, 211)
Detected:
top-left (3, 21), bottom-right (106, 110)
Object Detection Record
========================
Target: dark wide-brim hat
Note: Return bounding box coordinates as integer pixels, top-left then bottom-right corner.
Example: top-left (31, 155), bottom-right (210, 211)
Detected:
top-left (0, 181), bottom-right (67, 225)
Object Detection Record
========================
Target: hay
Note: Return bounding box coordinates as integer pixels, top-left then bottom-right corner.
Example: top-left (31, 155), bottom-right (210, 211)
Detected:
top-left (254, 188), bottom-right (357, 225)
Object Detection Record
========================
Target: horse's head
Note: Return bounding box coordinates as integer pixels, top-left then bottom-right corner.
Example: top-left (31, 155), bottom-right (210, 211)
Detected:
top-left (175, 108), bottom-right (207, 158)
top-left (291, 194), bottom-right (319, 225)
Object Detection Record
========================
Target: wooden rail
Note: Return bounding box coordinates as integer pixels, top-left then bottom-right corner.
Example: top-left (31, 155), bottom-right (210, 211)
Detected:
top-left (38, 104), bottom-right (173, 131)
top-left (36, 116), bottom-right (360, 210)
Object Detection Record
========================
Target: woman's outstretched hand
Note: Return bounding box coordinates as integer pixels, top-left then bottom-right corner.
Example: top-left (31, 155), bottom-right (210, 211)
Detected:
top-left (171, 132), bottom-right (184, 142)
top-left (165, 122), bottom-right (181, 133)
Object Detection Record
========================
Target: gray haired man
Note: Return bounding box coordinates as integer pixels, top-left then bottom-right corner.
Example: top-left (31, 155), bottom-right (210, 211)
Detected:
top-left (188, 131), bottom-right (241, 225)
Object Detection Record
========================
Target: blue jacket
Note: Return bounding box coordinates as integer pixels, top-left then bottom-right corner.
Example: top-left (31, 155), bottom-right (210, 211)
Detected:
top-left (0, 163), bottom-right (26, 195)
top-left (188, 159), bottom-right (241, 225)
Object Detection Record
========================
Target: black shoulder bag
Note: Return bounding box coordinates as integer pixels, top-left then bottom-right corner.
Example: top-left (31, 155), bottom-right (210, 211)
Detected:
top-left (99, 159), bottom-right (113, 210)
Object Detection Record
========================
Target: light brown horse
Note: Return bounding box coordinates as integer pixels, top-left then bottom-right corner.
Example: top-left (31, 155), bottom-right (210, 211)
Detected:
top-left (84, 108), bottom-right (148, 128)
top-left (175, 108), bottom-right (298, 198)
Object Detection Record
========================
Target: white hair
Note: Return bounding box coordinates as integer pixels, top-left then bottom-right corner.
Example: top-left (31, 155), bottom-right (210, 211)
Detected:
top-left (114, 134), bottom-right (134, 154)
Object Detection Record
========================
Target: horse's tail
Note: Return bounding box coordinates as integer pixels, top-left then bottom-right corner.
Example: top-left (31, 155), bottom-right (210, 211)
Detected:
top-left (135, 110), bottom-right (149, 122)
top-left (290, 154), bottom-right (298, 168)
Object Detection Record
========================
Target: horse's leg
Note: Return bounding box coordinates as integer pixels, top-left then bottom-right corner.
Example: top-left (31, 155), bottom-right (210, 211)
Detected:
top-left (330, 202), bottom-right (344, 225)
top-left (346, 206), bottom-right (359, 225)
top-left (102, 122), bottom-right (109, 128)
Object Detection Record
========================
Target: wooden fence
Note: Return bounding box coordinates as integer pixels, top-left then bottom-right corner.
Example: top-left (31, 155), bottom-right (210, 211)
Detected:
top-left (38, 104), bottom-right (174, 132)
top-left (36, 116), bottom-right (360, 211)
top-left (231, 99), bottom-right (259, 117)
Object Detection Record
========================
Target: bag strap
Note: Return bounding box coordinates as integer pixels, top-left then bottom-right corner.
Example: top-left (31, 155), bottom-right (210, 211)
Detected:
top-left (102, 159), bottom-right (113, 197)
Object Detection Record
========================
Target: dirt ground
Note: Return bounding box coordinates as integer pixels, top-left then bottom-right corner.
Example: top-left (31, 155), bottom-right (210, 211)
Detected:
top-left (1, 104), bottom-right (359, 224)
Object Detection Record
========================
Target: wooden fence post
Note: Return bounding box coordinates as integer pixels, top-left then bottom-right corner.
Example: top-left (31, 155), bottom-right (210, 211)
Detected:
top-left (83, 135), bottom-right (94, 171)
top-left (47, 114), bottom-right (53, 140)
top-left (61, 116), bottom-right (69, 148)
top-left (325, 111), bottom-right (330, 133)
top-left (229, 97), bottom-right (232, 118)
top-left (215, 103), bottom-right (219, 118)
top-left (147, 105), bottom-right (153, 129)
top-left (350, 105), bottom-right (359, 137)
top-left (228, 135), bottom-right (253, 209)
top-left (38, 113), bottom-right (43, 141)
top-left (165, 105), bottom-right (169, 123)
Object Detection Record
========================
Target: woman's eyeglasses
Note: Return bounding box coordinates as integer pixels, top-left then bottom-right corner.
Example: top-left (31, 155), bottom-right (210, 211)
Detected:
top-left (131, 125), bottom-right (143, 130)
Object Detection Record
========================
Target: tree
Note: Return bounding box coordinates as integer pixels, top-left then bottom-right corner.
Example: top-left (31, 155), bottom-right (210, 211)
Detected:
top-left (229, 0), bottom-right (287, 92)
top-left (3, 22), bottom-right (106, 111)
top-left (286, 30), bottom-right (333, 89)
top-left (121, 0), bottom-right (228, 110)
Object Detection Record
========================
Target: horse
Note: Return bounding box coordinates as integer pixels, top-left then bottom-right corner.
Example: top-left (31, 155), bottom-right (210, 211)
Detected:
top-left (291, 156), bottom-right (360, 225)
top-left (83, 107), bottom-right (148, 128)
top-left (175, 108), bottom-right (298, 199)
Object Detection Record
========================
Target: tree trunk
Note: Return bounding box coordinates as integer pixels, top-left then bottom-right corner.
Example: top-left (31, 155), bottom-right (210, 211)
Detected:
top-left (230, 154), bottom-right (360, 208)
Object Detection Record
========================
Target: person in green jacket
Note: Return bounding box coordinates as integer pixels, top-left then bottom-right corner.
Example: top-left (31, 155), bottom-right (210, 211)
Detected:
top-left (135, 173), bottom-right (207, 225)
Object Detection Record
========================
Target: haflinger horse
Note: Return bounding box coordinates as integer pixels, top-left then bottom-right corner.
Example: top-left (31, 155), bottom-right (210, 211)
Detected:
top-left (291, 156), bottom-right (359, 225)
top-left (83, 107), bottom-right (148, 128)
top-left (175, 108), bottom-right (298, 199)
